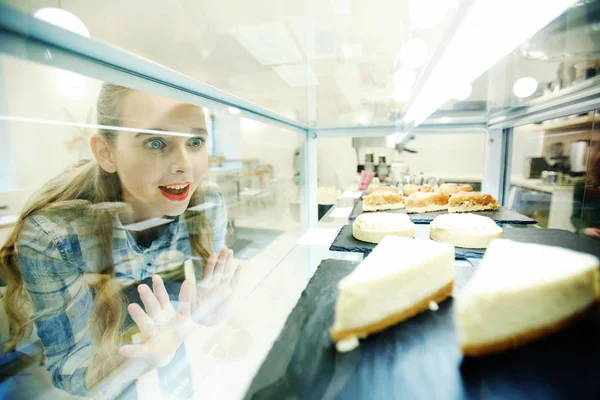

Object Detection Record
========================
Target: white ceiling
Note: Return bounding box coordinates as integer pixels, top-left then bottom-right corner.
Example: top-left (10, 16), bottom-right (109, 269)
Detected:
top-left (4, 0), bottom-right (595, 128)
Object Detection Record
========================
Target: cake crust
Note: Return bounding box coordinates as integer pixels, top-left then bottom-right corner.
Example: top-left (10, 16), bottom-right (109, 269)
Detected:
top-left (461, 301), bottom-right (599, 357)
top-left (448, 192), bottom-right (499, 213)
top-left (405, 192), bottom-right (449, 213)
top-left (331, 280), bottom-right (454, 341)
top-left (363, 192), bottom-right (405, 211)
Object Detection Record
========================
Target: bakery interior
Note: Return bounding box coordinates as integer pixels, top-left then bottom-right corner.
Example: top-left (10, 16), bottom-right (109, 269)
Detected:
top-left (0, 0), bottom-right (599, 399)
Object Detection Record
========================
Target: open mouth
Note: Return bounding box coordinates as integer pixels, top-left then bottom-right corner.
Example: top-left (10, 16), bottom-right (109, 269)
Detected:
top-left (158, 183), bottom-right (191, 202)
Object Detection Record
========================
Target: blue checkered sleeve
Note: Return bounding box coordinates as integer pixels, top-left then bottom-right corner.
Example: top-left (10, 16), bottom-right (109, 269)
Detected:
top-left (18, 216), bottom-right (92, 397)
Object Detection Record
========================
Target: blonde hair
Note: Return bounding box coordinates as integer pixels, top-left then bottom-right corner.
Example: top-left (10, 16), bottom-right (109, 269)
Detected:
top-left (0, 84), bottom-right (213, 390)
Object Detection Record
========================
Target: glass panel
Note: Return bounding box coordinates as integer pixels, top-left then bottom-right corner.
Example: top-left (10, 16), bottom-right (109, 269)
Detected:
top-left (488, 0), bottom-right (600, 113)
top-left (507, 109), bottom-right (599, 233)
top-left (1, 0), bottom-right (464, 128)
top-left (0, 52), bottom-right (306, 399)
top-left (316, 132), bottom-right (486, 212)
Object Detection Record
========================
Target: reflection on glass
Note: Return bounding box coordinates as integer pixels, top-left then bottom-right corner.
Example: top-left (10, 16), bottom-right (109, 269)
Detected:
top-left (0, 51), bottom-right (306, 400)
top-left (0, 83), bottom-right (242, 398)
top-left (508, 110), bottom-right (600, 237)
top-left (489, 0), bottom-right (600, 112)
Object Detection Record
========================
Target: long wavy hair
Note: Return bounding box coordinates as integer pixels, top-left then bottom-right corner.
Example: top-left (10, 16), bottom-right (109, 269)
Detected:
top-left (0, 84), bottom-right (213, 390)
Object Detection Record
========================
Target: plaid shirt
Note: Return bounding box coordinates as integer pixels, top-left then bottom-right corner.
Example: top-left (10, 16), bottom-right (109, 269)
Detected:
top-left (17, 185), bottom-right (227, 396)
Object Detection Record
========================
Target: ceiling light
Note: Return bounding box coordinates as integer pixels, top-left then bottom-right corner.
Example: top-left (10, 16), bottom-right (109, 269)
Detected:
top-left (399, 39), bottom-right (429, 69)
top-left (228, 107), bottom-right (241, 115)
top-left (393, 68), bottom-right (417, 89)
top-left (453, 82), bottom-right (472, 101)
top-left (33, 8), bottom-right (90, 37)
top-left (409, 0), bottom-right (450, 29)
top-left (513, 77), bottom-right (538, 98)
top-left (358, 115), bottom-right (370, 125)
top-left (402, 0), bottom-right (576, 129)
top-left (393, 87), bottom-right (412, 103)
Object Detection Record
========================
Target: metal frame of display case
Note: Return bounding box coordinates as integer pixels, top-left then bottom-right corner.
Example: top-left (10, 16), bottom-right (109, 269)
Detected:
top-left (1, 3), bottom-right (599, 225)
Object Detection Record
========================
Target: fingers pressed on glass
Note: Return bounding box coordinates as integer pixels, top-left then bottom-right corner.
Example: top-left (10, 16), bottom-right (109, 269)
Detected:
top-left (202, 252), bottom-right (218, 281)
top-left (128, 303), bottom-right (156, 338)
top-left (177, 280), bottom-right (192, 323)
top-left (212, 247), bottom-right (229, 281)
top-left (138, 284), bottom-right (162, 320)
top-left (152, 275), bottom-right (170, 308)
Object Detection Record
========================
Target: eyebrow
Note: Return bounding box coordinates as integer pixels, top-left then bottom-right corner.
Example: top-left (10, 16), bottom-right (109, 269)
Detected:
top-left (133, 128), bottom-right (208, 138)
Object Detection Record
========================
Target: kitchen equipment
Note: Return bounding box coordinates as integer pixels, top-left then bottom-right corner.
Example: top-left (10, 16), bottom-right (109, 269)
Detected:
top-left (541, 171), bottom-right (562, 185)
top-left (364, 153), bottom-right (375, 172)
top-left (525, 157), bottom-right (551, 179)
top-left (570, 140), bottom-right (590, 174)
top-left (376, 156), bottom-right (389, 180)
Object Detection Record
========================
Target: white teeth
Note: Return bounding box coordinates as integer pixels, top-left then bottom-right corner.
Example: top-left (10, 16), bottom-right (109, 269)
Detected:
top-left (164, 184), bottom-right (188, 190)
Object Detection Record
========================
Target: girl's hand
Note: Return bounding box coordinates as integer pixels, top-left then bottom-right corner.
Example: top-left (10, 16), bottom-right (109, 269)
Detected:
top-left (118, 275), bottom-right (194, 368)
top-left (191, 247), bottom-right (241, 325)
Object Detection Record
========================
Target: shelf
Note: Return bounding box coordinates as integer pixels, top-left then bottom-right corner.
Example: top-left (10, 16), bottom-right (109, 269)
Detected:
top-left (528, 113), bottom-right (600, 133)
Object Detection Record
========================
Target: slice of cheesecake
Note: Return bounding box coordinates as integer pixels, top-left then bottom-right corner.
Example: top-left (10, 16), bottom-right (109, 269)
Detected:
top-left (353, 212), bottom-right (415, 243)
top-left (430, 213), bottom-right (503, 249)
top-left (331, 236), bottom-right (455, 350)
top-left (455, 239), bottom-right (600, 357)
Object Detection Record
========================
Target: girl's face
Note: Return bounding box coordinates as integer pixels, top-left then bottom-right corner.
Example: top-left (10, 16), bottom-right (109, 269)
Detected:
top-left (109, 91), bottom-right (209, 221)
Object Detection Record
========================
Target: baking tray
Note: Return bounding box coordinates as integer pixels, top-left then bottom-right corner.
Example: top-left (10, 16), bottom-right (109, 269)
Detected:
top-left (244, 259), bottom-right (600, 400)
top-left (329, 225), bottom-right (600, 260)
top-left (348, 200), bottom-right (537, 225)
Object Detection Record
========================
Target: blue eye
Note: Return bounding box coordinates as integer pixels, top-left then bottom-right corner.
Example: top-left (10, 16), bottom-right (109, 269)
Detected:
top-left (188, 137), bottom-right (205, 148)
top-left (144, 138), bottom-right (166, 150)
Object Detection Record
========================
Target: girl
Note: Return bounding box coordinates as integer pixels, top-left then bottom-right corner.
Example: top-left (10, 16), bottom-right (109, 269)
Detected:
top-left (0, 84), bottom-right (239, 397)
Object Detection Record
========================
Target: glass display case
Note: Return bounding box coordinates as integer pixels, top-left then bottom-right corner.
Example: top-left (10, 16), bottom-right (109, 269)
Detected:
top-left (0, 1), bottom-right (599, 399)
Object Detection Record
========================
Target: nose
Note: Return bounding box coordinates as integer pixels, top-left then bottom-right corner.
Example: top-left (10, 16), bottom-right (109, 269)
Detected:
top-left (170, 143), bottom-right (193, 174)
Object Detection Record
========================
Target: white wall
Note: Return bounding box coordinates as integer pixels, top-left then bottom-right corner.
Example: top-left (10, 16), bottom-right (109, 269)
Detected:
top-left (214, 115), bottom-right (303, 180)
top-left (510, 125), bottom-right (545, 179)
top-left (317, 133), bottom-right (486, 188)
top-left (0, 55), bottom-right (101, 213)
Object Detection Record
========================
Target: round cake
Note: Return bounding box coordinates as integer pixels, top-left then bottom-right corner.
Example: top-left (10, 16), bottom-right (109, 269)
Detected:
top-left (352, 212), bottom-right (415, 243)
top-left (430, 213), bottom-right (503, 249)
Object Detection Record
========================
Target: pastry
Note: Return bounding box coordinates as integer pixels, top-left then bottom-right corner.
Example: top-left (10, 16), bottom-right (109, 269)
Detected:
top-left (455, 239), bottom-right (600, 357)
top-left (405, 192), bottom-right (449, 213)
top-left (439, 183), bottom-right (473, 195)
top-left (448, 192), bottom-right (499, 213)
top-left (362, 192), bottom-right (405, 212)
top-left (352, 212), bottom-right (415, 243)
top-left (430, 213), bottom-right (503, 249)
top-left (402, 184), bottom-right (434, 196)
top-left (331, 236), bottom-right (455, 349)
top-left (367, 185), bottom-right (399, 194)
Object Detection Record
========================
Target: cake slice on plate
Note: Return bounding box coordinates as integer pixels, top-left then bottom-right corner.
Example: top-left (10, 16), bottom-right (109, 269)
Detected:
top-left (455, 239), bottom-right (600, 357)
top-left (331, 236), bottom-right (455, 351)
top-left (430, 213), bottom-right (503, 249)
top-left (439, 183), bottom-right (473, 195)
top-left (405, 192), bottom-right (449, 213)
top-left (353, 212), bottom-right (415, 243)
top-left (367, 185), bottom-right (399, 194)
top-left (448, 191), bottom-right (499, 213)
top-left (362, 192), bottom-right (405, 211)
